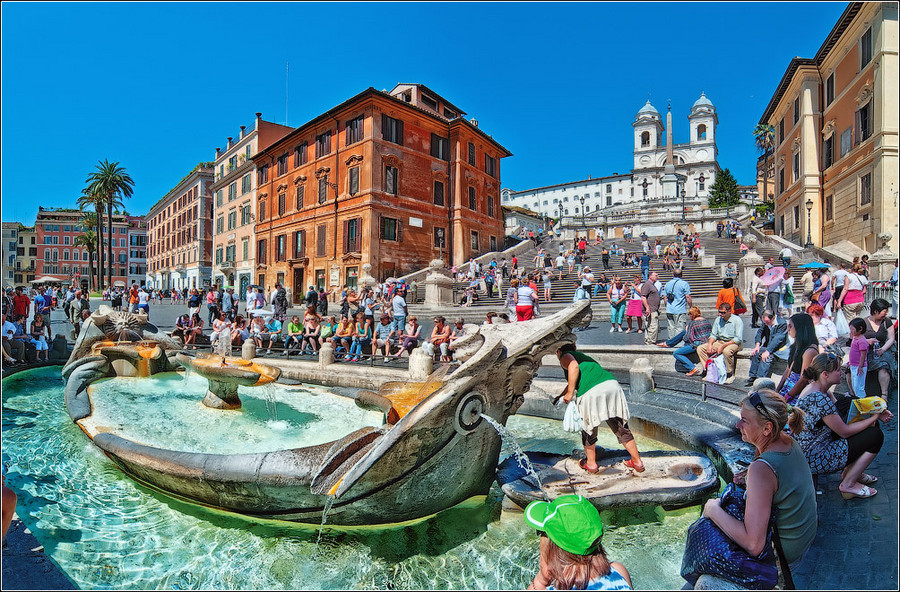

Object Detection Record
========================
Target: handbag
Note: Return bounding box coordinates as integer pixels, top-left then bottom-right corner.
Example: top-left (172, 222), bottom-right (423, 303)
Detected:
top-left (681, 483), bottom-right (779, 590)
top-left (732, 288), bottom-right (748, 315)
top-left (562, 400), bottom-right (582, 433)
top-left (834, 309), bottom-right (850, 336)
top-left (705, 355), bottom-right (728, 384)
top-left (783, 283), bottom-right (795, 305)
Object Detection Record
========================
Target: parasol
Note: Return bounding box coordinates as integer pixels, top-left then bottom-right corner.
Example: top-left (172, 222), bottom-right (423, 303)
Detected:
top-left (759, 266), bottom-right (785, 286)
top-left (797, 261), bottom-right (831, 269)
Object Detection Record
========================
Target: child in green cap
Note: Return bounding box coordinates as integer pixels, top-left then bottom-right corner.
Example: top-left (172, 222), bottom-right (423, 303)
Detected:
top-left (524, 494), bottom-right (632, 590)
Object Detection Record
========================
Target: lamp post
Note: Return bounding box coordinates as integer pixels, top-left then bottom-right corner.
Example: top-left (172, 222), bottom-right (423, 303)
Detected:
top-left (680, 187), bottom-right (686, 222)
top-left (805, 198), bottom-right (814, 248)
top-left (579, 196), bottom-right (586, 232)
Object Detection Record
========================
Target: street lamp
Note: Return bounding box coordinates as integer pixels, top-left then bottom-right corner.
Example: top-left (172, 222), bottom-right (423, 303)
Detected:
top-left (680, 187), bottom-right (686, 222)
top-left (579, 196), bottom-right (586, 231)
top-left (805, 198), bottom-right (814, 248)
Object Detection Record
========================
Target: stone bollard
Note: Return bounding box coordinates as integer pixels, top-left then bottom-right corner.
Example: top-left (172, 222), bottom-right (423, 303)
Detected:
top-left (318, 342), bottom-right (335, 368)
top-left (629, 357), bottom-right (655, 398)
top-left (408, 348), bottom-right (433, 381)
top-left (242, 341), bottom-right (256, 360)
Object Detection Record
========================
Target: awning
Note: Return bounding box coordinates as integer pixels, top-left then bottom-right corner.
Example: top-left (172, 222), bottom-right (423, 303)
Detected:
top-left (114, 281), bottom-right (126, 287)
top-left (32, 276), bottom-right (64, 284)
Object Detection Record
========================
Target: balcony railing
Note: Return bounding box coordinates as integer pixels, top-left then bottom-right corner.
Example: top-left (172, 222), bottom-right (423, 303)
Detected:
top-left (219, 259), bottom-right (235, 270)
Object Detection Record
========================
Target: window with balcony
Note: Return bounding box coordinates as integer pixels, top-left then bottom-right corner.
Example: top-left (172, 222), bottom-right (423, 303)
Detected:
top-left (431, 133), bottom-right (449, 161)
top-left (226, 245), bottom-right (235, 262)
top-left (468, 186), bottom-right (477, 211)
top-left (296, 185), bottom-right (305, 210)
top-left (385, 166), bottom-right (398, 195)
top-left (382, 115), bottom-right (403, 145)
top-left (315, 131), bottom-right (332, 157)
top-left (294, 142), bottom-right (308, 167)
top-left (348, 167), bottom-right (359, 196)
top-left (380, 217), bottom-right (399, 241)
top-left (216, 247), bottom-right (223, 264)
top-left (433, 180), bottom-right (444, 206)
top-left (346, 115), bottom-right (364, 145)
top-left (344, 218), bottom-right (361, 252)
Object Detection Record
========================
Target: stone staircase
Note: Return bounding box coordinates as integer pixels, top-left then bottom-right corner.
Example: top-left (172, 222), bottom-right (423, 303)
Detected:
top-left (428, 231), bottom-right (783, 318)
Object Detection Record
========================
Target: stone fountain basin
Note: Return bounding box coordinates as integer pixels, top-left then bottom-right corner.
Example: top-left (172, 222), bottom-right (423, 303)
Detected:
top-left (497, 449), bottom-right (719, 510)
top-left (175, 352), bottom-right (281, 387)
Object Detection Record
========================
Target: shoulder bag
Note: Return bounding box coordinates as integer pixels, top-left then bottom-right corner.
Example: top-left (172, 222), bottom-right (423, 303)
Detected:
top-left (732, 288), bottom-right (748, 315)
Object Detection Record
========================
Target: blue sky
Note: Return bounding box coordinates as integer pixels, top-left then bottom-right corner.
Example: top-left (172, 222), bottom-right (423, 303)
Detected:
top-left (1, 2), bottom-right (848, 225)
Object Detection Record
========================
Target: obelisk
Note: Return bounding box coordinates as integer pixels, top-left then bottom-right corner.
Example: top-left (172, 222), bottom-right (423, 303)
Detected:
top-left (660, 101), bottom-right (679, 198)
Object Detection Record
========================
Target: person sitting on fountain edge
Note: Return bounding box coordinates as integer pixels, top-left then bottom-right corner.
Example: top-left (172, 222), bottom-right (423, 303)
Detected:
top-left (555, 344), bottom-right (644, 473)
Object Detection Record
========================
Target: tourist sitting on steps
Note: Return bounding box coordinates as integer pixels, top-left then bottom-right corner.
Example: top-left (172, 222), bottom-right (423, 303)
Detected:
top-left (792, 353), bottom-right (892, 500)
top-left (554, 343), bottom-right (644, 473)
top-left (746, 310), bottom-right (789, 386)
top-left (699, 390), bottom-right (817, 578)
top-left (687, 302), bottom-right (743, 383)
top-left (524, 494), bottom-right (633, 590)
top-left (656, 306), bottom-right (711, 374)
top-left (423, 316), bottom-right (452, 362)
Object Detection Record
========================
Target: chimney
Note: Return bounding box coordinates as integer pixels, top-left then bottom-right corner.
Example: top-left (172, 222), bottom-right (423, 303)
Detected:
top-left (215, 147), bottom-right (221, 158)
top-left (470, 117), bottom-right (478, 127)
top-left (255, 112), bottom-right (262, 130)
top-left (240, 125), bottom-right (246, 139)
top-left (227, 137), bottom-right (233, 149)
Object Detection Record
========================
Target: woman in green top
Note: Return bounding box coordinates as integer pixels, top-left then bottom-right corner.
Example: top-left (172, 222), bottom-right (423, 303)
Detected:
top-left (703, 389), bottom-right (817, 566)
top-left (318, 316), bottom-right (336, 348)
top-left (555, 344), bottom-right (644, 474)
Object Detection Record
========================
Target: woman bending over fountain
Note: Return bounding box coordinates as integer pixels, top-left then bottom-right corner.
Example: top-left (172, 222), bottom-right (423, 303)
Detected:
top-left (703, 390), bottom-right (817, 570)
top-left (555, 344), bottom-right (644, 473)
top-left (524, 495), bottom-right (632, 590)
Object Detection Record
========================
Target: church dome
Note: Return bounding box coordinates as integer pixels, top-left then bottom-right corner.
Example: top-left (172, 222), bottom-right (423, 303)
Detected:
top-left (636, 100), bottom-right (660, 119)
top-left (692, 92), bottom-right (714, 110)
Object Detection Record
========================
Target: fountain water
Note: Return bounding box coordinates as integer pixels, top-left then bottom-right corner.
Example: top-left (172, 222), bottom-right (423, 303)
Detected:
top-left (480, 413), bottom-right (547, 497)
top-left (316, 495), bottom-right (336, 547)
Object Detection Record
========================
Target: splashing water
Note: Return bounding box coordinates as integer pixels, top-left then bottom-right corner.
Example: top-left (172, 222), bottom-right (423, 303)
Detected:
top-left (216, 329), bottom-right (231, 360)
top-left (480, 413), bottom-right (546, 497)
top-left (261, 384), bottom-right (278, 422)
top-left (316, 495), bottom-right (336, 547)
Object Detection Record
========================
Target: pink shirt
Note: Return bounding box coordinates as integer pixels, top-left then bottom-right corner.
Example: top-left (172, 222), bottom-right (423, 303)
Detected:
top-left (848, 334), bottom-right (869, 367)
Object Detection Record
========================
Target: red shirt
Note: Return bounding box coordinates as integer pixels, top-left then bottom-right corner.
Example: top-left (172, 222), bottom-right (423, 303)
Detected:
top-left (12, 294), bottom-right (30, 317)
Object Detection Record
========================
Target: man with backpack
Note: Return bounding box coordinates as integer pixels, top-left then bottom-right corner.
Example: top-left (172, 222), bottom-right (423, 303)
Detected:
top-left (661, 268), bottom-right (692, 340)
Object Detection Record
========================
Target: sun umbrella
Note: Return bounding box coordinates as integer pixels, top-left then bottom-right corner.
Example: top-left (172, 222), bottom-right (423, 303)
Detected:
top-left (759, 266), bottom-right (785, 286)
top-left (797, 261), bottom-right (831, 269)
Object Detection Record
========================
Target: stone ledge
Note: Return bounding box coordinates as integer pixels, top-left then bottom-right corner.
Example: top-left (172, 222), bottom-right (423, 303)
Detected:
top-left (538, 344), bottom-right (758, 376)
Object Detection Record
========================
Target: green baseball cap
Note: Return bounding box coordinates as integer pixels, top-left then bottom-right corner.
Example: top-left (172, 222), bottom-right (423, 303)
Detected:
top-left (523, 494), bottom-right (603, 555)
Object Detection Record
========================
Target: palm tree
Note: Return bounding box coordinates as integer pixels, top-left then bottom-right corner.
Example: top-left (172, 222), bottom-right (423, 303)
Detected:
top-left (73, 230), bottom-right (98, 292)
top-left (753, 123), bottom-right (776, 215)
top-left (86, 160), bottom-right (134, 289)
top-left (77, 187), bottom-right (106, 289)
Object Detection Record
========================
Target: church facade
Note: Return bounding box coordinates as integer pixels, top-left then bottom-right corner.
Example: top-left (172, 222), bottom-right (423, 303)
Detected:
top-left (501, 94), bottom-right (721, 220)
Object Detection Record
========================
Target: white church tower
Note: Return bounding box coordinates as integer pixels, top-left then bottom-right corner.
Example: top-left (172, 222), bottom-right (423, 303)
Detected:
top-left (689, 91), bottom-right (718, 159)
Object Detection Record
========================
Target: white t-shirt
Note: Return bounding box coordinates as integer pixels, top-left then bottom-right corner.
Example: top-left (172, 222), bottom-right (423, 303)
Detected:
top-left (391, 294), bottom-right (407, 317)
top-left (833, 269), bottom-right (848, 290)
top-left (138, 291), bottom-right (149, 305)
top-left (780, 247), bottom-right (793, 259)
top-left (516, 286), bottom-right (536, 306)
top-left (845, 273), bottom-right (867, 291)
top-left (555, 255), bottom-right (565, 267)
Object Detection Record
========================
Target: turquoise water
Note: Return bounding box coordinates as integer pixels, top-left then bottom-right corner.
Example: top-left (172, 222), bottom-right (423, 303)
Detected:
top-left (2, 367), bottom-right (698, 590)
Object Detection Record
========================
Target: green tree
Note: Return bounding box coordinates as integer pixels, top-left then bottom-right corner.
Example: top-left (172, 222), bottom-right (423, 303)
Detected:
top-left (707, 168), bottom-right (741, 209)
top-left (77, 187), bottom-right (105, 289)
top-left (86, 160), bottom-right (134, 289)
top-left (73, 229), bottom-right (98, 291)
top-left (753, 123), bottom-right (776, 208)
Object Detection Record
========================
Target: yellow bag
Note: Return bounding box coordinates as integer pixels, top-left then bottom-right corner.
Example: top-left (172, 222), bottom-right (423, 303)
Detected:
top-left (847, 396), bottom-right (887, 424)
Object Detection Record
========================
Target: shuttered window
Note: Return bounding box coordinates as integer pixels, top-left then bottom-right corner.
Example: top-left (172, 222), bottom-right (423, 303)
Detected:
top-left (346, 115), bottom-right (364, 145)
top-left (430, 133), bottom-right (449, 161)
top-left (344, 218), bottom-right (361, 252)
top-left (296, 185), bottom-right (305, 210)
top-left (316, 131), bottom-right (332, 157)
top-left (468, 142), bottom-right (475, 165)
top-left (258, 239), bottom-right (267, 264)
top-left (385, 166), bottom-right (398, 195)
top-left (380, 217), bottom-right (400, 241)
top-left (468, 186), bottom-right (476, 210)
top-left (382, 114), bottom-right (404, 145)
top-left (349, 167), bottom-right (359, 196)
top-left (433, 180), bottom-right (444, 206)
top-left (316, 225), bottom-right (327, 256)
top-left (318, 178), bottom-right (328, 203)
top-left (294, 142), bottom-right (308, 167)
top-left (278, 192), bottom-right (286, 216)
top-left (294, 230), bottom-right (306, 258)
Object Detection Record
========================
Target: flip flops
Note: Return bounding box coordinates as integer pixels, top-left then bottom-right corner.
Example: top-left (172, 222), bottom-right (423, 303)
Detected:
top-left (840, 485), bottom-right (877, 500)
top-left (858, 474), bottom-right (878, 486)
top-left (579, 459), bottom-right (600, 474)
top-left (623, 459), bottom-right (645, 473)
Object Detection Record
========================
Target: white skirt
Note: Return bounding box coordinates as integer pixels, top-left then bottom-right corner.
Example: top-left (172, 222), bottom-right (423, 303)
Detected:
top-left (576, 380), bottom-right (630, 432)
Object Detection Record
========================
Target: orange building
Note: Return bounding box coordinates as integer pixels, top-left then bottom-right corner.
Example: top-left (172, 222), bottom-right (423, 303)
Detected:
top-left (254, 84), bottom-right (511, 302)
top-left (758, 2), bottom-right (898, 254)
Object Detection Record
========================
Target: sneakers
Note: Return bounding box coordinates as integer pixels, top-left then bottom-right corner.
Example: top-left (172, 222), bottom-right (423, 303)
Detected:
top-left (609, 326), bottom-right (615, 333)
top-left (281, 351), bottom-right (289, 356)
top-left (266, 349), bottom-right (272, 354)
top-left (384, 357), bottom-right (391, 363)
top-left (744, 378), bottom-right (756, 387)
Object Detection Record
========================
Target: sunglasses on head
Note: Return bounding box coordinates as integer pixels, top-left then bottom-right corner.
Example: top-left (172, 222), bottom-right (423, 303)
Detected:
top-left (748, 391), bottom-right (776, 425)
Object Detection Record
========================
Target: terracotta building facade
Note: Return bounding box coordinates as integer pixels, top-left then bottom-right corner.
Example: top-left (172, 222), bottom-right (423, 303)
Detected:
top-left (211, 114), bottom-right (293, 296)
top-left (759, 2), bottom-right (898, 254)
top-left (146, 164), bottom-right (215, 291)
top-left (254, 84), bottom-right (510, 303)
